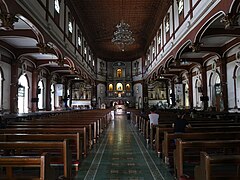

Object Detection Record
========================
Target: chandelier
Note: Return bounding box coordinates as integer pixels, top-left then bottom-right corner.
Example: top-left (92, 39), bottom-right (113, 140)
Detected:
top-left (112, 20), bottom-right (135, 52)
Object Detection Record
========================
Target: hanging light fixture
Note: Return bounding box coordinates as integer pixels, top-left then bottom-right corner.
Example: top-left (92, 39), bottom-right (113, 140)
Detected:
top-left (112, 0), bottom-right (134, 52)
top-left (112, 20), bottom-right (135, 51)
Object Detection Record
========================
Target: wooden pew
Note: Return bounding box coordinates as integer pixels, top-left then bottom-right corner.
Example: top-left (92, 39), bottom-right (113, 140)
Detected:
top-left (0, 133), bottom-right (83, 163)
top-left (135, 112), bottom-right (237, 146)
top-left (14, 116), bottom-right (104, 143)
top-left (0, 127), bottom-right (88, 157)
top-left (0, 153), bottom-right (55, 180)
top-left (7, 123), bottom-right (95, 148)
top-left (174, 139), bottom-right (240, 179)
top-left (162, 131), bottom-right (240, 164)
top-left (155, 126), bottom-right (240, 156)
top-left (194, 152), bottom-right (240, 180)
top-left (0, 139), bottom-right (72, 179)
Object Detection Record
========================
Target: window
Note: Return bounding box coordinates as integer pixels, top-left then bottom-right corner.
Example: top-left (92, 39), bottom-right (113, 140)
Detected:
top-left (109, 84), bottom-right (113, 91)
top-left (177, 0), bottom-right (184, 14)
top-left (78, 30), bottom-right (82, 48)
top-left (18, 74), bottom-right (29, 113)
top-left (165, 13), bottom-right (170, 32)
top-left (68, 12), bottom-right (73, 39)
top-left (117, 68), bottom-right (122, 77)
top-left (152, 44), bottom-right (155, 54)
top-left (89, 50), bottom-right (91, 61)
top-left (126, 84), bottom-right (131, 91)
top-left (134, 61), bottom-right (139, 75)
top-left (54, 0), bottom-right (60, 24)
top-left (51, 84), bottom-right (55, 110)
top-left (37, 80), bottom-right (44, 110)
top-left (158, 30), bottom-right (161, 45)
top-left (54, 0), bottom-right (60, 13)
top-left (68, 21), bottom-right (73, 33)
top-left (84, 41), bottom-right (87, 58)
top-left (116, 83), bottom-right (123, 91)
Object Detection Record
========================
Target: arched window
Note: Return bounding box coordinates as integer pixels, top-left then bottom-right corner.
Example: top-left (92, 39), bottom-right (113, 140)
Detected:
top-left (109, 84), bottom-right (113, 91)
top-left (126, 84), bottom-right (130, 91)
top-left (54, 0), bottom-right (61, 24)
top-left (37, 80), bottom-right (44, 110)
top-left (177, 0), bottom-right (184, 14)
top-left (68, 12), bottom-right (73, 39)
top-left (117, 68), bottom-right (122, 77)
top-left (78, 30), bottom-right (82, 49)
top-left (18, 74), bottom-right (29, 113)
top-left (116, 83), bottom-right (123, 91)
top-left (194, 79), bottom-right (202, 108)
top-left (165, 13), bottom-right (170, 33)
top-left (51, 84), bottom-right (55, 110)
top-left (185, 83), bottom-right (189, 107)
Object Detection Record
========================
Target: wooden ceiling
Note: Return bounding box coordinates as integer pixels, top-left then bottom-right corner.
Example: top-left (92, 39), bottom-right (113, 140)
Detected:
top-left (68, 0), bottom-right (172, 61)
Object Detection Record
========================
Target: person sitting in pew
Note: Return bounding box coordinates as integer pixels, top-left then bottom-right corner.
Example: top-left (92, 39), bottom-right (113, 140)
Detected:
top-left (172, 112), bottom-right (191, 133)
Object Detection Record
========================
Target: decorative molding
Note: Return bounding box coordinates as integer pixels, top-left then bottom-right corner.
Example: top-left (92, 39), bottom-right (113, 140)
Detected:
top-left (0, 13), bottom-right (18, 30)
top-left (36, 43), bottom-right (52, 54)
top-left (220, 13), bottom-right (240, 30)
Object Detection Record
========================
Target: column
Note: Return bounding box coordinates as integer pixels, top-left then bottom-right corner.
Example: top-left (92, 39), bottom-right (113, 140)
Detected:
top-left (220, 57), bottom-right (228, 111)
top-left (171, 80), bottom-right (176, 106)
top-left (188, 71), bottom-right (193, 109)
top-left (201, 65), bottom-right (208, 110)
top-left (10, 62), bottom-right (18, 113)
top-left (45, 75), bottom-right (51, 111)
top-left (31, 69), bottom-right (38, 112)
top-left (142, 80), bottom-right (148, 109)
top-left (233, 75), bottom-right (237, 109)
top-left (91, 82), bottom-right (97, 108)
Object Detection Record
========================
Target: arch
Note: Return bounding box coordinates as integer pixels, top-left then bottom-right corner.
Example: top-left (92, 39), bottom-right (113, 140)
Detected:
top-left (174, 40), bottom-right (192, 60)
top-left (64, 57), bottom-right (76, 69)
top-left (194, 12), bottom-right (225, 43)
top-left (194, 78), bottom-right (202, 109)
top-left (230, 0), bottom-right (240, 13)
top-left (126, 84), bottom-right (131, 91)
top-left (209, 70), bottom-right (221, 108)
top-left (164, 56), bottom-right (175, 69)
top-left (108, 84), bottom-right (113, 91)
top-left (18, 57), bottom-right (37, 69)
top-left (116, 68), bottom-right (122, 77)
top-left (152, 72), bottom-right (157, 80)
top-left (37, 80), bottom-right (44, 110)
top-left (18, 74), bottom-right (29, 113)
top-left (17, 15), bottom-right (46, 44)
top-left (0, 0), bottom-right (10, 13)
top-left (50, 83), bottom-right (55, 110)
top-left (116, 83), bottom-right (123, 91)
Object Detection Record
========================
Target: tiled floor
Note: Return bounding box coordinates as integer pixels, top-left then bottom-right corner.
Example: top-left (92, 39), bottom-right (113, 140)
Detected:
top-left (75, 114), bottom-right (175, 180)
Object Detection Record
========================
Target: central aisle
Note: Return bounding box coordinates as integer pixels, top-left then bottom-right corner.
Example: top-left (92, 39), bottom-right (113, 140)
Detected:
top-left (75, 114), bottom-right (174, 180)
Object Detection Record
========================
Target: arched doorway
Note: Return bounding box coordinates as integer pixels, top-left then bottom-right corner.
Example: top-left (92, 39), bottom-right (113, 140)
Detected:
top-left (194, 79), bottom-right (202, 109)
top-left (18, 74), bottom-right (29, 113)
top-left (37, 80), bottom-right (44, 110)
top-left (184, 83), bottom-right (189, 108)
top-left (210, 72), bottom-right (221, 110)
top-left (51, 84), bottom-right (55, 110)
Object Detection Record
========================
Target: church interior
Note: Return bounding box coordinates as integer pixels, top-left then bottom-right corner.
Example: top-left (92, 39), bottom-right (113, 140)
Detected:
top-left (0, 0), bottom-right (240, 179)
